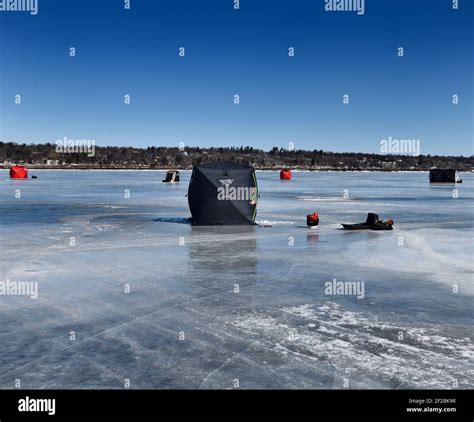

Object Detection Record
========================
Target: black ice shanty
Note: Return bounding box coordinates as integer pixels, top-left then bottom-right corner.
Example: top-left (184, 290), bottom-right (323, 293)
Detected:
top-left (187, 161), bottom-right (258, 225)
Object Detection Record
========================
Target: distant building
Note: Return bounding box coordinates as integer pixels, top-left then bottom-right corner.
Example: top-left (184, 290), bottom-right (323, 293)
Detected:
top-left (429, 169), bottom-right (461, 183)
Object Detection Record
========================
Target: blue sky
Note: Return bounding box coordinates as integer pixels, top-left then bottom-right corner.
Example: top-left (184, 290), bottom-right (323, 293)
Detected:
top-left (0, 0), bottom-right (472, 155)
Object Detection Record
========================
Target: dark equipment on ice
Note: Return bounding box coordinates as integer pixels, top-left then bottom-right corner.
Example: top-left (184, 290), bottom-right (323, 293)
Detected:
top-left (342, 213), bottom-right (394, 231)
top-left (187, 161), bottom-right (258, 225)
top-left (31, 175), bottom-right (38, 179)
top-left (429, 169), bottom-right (461, 183)
top-left (162, 171), bottom-right (180, 183)
top-left (307, 212), bottom-right (319, 227)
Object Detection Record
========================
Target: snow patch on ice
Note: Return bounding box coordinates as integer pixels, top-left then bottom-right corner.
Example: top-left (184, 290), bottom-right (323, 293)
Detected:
top-left (297, 196), bottom-right (354, 202)
top-left (232, 302), bottom-right (473, 388)
top-left (256, 220), bottom-right (296, 226)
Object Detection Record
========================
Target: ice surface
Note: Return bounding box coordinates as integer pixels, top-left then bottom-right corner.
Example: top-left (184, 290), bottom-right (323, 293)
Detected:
top-left (0, 170), bottom-right (472, 388)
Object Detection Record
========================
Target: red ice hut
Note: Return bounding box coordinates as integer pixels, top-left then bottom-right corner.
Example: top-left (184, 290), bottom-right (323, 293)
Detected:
top-left (280, 169), bottom-right (292, 180)
top-left (10, 165), bottom-right (28, 179)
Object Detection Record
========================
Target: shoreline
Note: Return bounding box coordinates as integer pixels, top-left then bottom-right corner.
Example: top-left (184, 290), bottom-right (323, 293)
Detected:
top-left (0, 167), bottom-right (474, 174)
top-left (1, 167), bottom-right (472, 174)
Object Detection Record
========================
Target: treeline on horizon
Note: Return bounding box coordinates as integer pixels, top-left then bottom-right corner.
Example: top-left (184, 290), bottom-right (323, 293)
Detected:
top-left (0, 142), bottom-right (472, 171)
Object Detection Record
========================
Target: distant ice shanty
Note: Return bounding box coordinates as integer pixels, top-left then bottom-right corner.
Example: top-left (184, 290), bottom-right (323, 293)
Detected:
top-left (280, 169), bottom-right (292, 180)
top-left (429, 169), bottom-right (462, 183)
top-left (10, 165), bottom-right (28, 179)
top-left (162, 170), bottom-right (180, 183)
top-left (188, 161), bottom-right (258, 225)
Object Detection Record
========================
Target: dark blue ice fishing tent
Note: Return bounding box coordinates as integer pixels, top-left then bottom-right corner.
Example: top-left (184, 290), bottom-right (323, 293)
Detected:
top-left (187, 161), bottom-right (258, 225)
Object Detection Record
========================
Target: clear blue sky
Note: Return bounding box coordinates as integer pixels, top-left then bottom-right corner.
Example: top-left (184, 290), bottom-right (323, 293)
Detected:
top-left (0, 0), bottom-right (472, 155)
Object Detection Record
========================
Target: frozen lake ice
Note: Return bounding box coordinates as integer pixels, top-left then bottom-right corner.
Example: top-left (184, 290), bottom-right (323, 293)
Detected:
top-left (0, 170), bottom-right (472, 389)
